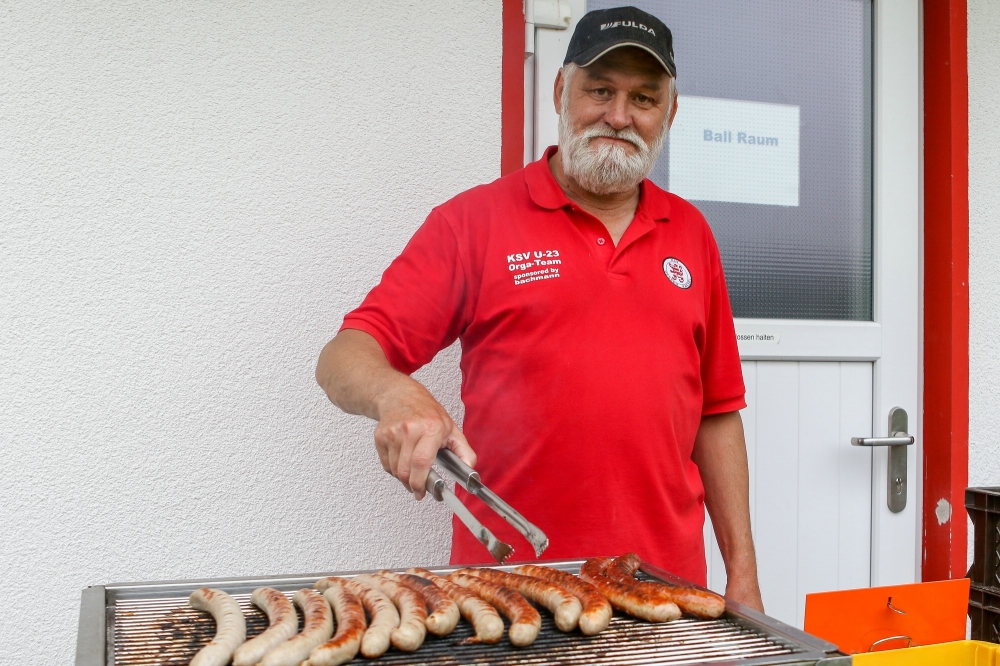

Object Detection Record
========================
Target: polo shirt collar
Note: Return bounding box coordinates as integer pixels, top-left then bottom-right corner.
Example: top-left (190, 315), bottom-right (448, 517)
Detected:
top-left (525, 146), bottom-right (672, 222)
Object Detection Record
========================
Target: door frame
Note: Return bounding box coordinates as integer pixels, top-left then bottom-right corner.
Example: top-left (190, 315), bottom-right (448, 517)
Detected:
top-left (500, 0), bottom-right (970, 582)
top-left (921, 0), bottom-right (969, 583)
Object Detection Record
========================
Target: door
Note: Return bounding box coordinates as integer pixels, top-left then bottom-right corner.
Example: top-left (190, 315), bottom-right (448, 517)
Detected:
top-left (527, 0), bottom-right (920, 627)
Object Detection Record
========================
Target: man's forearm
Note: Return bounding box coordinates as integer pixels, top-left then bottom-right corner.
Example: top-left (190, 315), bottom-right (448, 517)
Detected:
top-left (315, 329), bottom-right (421, 420)
top-left (691, 411), bottom-right (762, 609)
top-left (315, 329), bottom-right (476, 496)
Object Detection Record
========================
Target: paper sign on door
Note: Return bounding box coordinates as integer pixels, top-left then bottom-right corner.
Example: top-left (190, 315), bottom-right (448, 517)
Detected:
top-left (668, 95), bottom-right (800, 207)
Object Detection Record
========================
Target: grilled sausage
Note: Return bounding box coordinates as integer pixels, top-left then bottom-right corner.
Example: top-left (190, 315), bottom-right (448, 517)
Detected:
top-left (607, 553), bottom-right (726, 619)
top-left (189, 588), bottom-right (247, 666)
top-left (377, 570), bottom-right (460, 636)
top-left (579, 557), bottom-right (681, 623)
top-left (232, 588), bottom-right (298, 666)
top-left (579, 556), bottom-right (614, 580)
top-left (407, 568), bottom-right (504, 644)
top-left (458, 567), bottom-right (583, 632)
top-left (315, 577), bottom-right (398, 658)
top-left (354, 574), bottom-right (427, 652)
top-left (259, 589), bottom-right (333, 666)
top-left (513, 564), bottom-right (613, 635)
top-left (302, 583), bottom-right (366, 666)
top-left (447, 572), bottom-right (541, 647)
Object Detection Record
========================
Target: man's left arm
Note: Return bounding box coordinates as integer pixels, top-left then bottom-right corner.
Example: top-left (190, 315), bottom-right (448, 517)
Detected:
top-left (691, 410), bottom-right (764, 612)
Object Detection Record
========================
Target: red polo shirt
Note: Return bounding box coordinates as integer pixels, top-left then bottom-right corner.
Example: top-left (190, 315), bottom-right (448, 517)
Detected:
top-left (341, 147), bottom-right (745, 584)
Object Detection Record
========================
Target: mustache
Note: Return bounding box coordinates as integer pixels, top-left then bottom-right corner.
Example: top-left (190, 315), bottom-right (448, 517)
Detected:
top-left (579, 125), bottom-right (647, 151)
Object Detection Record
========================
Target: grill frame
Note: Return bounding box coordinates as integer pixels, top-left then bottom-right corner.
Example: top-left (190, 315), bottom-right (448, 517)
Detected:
top-left (75, 560), bottom-right (843, 666)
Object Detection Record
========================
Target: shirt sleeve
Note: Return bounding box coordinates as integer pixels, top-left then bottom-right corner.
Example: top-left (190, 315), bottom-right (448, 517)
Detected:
top-left (340, 208), bottom-right (470, 375)
top-left (701, 237), bottom-right (747, 415)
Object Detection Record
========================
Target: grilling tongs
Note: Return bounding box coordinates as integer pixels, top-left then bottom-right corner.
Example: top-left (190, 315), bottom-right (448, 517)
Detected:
top-left (426, 448), bottom-right (549, 564)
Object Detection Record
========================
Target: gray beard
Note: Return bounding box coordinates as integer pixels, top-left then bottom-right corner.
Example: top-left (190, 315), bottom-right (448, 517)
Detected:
top-left (557, 114), bottom-right (668, 195)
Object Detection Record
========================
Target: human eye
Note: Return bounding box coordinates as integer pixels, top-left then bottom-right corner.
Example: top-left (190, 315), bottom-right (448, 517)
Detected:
top-left (589, 87), bottom-right (613, 99)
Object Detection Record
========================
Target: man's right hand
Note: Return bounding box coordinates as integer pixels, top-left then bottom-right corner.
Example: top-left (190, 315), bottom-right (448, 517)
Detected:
top-left (316, 329), bottom-right (476, 499)
top-left (374, 382), bottom-right (476, 499)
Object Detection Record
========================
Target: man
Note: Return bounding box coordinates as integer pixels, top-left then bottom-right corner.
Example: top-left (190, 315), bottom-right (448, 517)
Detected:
top-left (316, 6), bottom-right (763, 611)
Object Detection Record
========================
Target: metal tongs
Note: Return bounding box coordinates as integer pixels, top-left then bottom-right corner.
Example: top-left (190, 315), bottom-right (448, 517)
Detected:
top-left (425, 448), bottom-right (549, 564)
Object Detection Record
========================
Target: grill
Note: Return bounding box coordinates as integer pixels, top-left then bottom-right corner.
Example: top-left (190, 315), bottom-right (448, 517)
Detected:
top-left (75, 560), bottom-right (846, 666)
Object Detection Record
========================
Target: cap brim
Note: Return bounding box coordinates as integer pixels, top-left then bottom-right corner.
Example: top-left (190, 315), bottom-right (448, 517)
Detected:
top-left (574, 41), bottom-right (676, 77)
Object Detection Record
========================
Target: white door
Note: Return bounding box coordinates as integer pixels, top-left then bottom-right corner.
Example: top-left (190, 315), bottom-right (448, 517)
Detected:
top-left (528, 0), bottom-right (920, 628)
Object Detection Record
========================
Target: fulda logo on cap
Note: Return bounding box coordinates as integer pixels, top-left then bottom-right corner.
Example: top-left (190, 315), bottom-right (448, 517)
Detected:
top-left (662, 257), bottom-right (692, 289)
top-left (599, 20), bottom-right (656, 36)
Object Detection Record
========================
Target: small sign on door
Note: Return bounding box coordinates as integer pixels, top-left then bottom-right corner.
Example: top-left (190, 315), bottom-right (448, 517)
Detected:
top-left (667, 95), bottom-right (801, 207)
top-left (736, 332), bottom-right (781, 344)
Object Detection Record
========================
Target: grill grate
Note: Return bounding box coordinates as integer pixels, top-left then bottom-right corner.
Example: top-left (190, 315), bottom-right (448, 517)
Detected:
top-left (99, 562), bottom-right (834, 666)
top-left (112, 592), bottom-right (799, 665)
top-left (80, 561), bottom-right (840, 666)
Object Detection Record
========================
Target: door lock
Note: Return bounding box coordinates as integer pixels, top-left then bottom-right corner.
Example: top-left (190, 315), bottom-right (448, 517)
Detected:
top-left (851, 407), bottom-right (914, 513)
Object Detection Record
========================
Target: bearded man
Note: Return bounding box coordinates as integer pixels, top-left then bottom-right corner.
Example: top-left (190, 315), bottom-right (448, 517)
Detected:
top-left (316, 6), bottom-right (764, 611)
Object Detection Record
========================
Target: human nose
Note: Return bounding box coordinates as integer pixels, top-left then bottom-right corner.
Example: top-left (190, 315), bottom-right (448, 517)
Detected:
top-left (602, 93), bottom-right (631, 130)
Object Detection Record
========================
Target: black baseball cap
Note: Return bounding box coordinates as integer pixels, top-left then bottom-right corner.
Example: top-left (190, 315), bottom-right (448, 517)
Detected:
top-left (563, 6), bottom-right (676, 77)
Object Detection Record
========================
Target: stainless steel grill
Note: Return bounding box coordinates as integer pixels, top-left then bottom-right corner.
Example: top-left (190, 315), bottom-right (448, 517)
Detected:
top-left (76, 560), bottom-right (848, 666)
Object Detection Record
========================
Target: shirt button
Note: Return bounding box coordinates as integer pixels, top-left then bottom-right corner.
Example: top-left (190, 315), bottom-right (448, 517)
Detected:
top-left (597, 238), bottom-right (606, 245)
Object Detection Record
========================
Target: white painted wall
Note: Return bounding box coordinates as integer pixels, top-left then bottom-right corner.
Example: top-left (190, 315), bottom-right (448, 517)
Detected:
top-left (968, 0), bottom-right (1000, 555)
top-left (0, 1), bottom-right (500, 662)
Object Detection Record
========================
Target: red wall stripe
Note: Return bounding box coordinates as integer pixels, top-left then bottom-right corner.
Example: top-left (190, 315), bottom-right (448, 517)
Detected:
top-left (501, 0), bottom-right (525, 175)
top-left (922, 0), bottom-right (970, 581)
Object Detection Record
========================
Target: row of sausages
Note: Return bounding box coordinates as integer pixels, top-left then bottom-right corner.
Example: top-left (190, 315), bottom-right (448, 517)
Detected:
top-left (187, 554), bottom-right (726, 666)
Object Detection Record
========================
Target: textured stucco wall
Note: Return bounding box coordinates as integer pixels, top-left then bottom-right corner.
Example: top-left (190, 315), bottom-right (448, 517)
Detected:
top-left (969, 0), bottom-right (1000, 537)
top-left (0, 1), bottom-right (500, 662)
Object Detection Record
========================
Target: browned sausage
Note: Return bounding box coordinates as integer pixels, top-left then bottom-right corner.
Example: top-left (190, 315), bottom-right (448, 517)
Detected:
top-left (607, 553), bottom-right (726, 619)
top-left (406, 568), bottom-right (504, 644)
top-left (304, 582), bottom-right (366, 666)
top-left (355, 573), bottom-right (427, 652)
top-left (513, 564), bottom-right (612, 635)
top-left (259, 589), bottom-right (333, 666)
top-left (447, 572), bottom-right (541, 646)
top-left (579, 556), bottom-right (614, 580)
top-left (188, 588), bottom-right (247, 666)
top-left (579, 557), bottom-right (680, 623)
top-left (378, 570), bottom-right (460, 636)
top-left (605, 552), bottom-right (643, 582)
top-left (315, 577), bottom-right (398, 658)
top-left (232, 588), bottom-right (297, 666)
top-left (457, 568), bottom-right (582, 632)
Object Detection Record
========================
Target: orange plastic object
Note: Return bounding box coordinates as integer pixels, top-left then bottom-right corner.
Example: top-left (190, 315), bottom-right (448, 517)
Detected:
top-left (804, 578), bottom-right (970, 654)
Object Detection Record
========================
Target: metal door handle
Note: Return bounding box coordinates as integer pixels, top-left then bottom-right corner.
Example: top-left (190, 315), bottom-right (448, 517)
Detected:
top-left (852, 407), bottom-right (912, 514)
top-left (851, 435), bottom-right (915, 446)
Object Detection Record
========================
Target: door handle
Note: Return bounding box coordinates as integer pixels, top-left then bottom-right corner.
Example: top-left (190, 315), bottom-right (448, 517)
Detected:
top-left (851, 435), bottom-right (915, 446)
top-left (852, 406), bottom-right (912, 513)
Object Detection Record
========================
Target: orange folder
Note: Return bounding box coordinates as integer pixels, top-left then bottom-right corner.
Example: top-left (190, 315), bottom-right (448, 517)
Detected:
top-left (804, 578), bottom-right (970, 654)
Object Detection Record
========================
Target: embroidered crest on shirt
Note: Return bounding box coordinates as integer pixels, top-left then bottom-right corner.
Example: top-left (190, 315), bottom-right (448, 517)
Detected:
top-left (507, 249), bottom-right (562, 286)
top-left (662, 257), bottom-right (692, 289)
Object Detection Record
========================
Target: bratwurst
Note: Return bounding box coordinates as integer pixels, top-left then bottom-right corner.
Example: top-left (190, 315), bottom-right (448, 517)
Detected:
top-left (259, 589), bottom-right (333, 666)
top-left (354, 573), bottom-right (427, 652)
top-left (607, 553), bottom-right (726, 619)
top-left (407, 568), bottom-right (504, 644)
top-left (457, 568), bottom-right (582, 632)
top-left (378, 570), bottom-right (460, 636)
top-left (315, 577), bottom-right (398, 658)
top-left (303, 582), bottom-right (366, 666)
top-left (447, 572), bottom-right (541, 647)
top-left (512, 564), bottom-right (612, 635)
top-left (579, 557), bottom-right (681, 623)
top-left (232, 588), bottom-right (297, 666)
top-left (188, 588), bottom-right (247, 666)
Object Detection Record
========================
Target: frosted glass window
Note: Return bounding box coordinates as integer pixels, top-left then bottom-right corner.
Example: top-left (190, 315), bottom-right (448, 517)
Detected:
top-left (588, 0), bottom-right (873, 320)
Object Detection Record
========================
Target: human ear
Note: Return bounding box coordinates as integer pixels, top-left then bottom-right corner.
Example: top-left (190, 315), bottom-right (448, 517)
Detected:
top-left (553, 68), bottom-right (565, 115)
